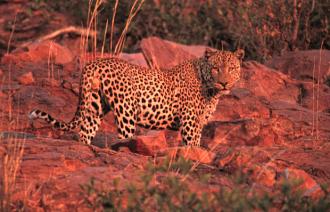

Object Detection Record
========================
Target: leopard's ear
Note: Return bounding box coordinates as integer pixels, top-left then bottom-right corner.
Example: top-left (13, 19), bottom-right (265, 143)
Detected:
top-left (234, 49), bottom-right (245, 60)
top-left (204, 48), bottom-right (217, 60)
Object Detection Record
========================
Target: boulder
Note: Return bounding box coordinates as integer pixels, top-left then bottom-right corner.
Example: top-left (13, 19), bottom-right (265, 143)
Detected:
top-left (296, 82), bottom-right (330, 112)
top-left (140, 36), bottom-right (196, 68)
top-left (2, 41), bottom-right (74, 65)
top-left (236, 61), bottom-right (299, 104)
top-left (266, 50), bottom-right (330, 84)
top-left (27, 41), bottom-right (74, 64)
top-left (119, 52), bottom-right (148, 68)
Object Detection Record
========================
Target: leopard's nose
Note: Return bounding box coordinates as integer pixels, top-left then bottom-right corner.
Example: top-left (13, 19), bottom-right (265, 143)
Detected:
top-left (220, 82), bottom-right (228, 89)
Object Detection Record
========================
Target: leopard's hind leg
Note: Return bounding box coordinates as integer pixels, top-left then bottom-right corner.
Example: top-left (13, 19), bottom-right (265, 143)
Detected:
top-left (77, 90), bottom-right (108, 144)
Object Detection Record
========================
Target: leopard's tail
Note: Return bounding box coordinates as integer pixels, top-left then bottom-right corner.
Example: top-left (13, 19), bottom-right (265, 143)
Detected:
top-left (29, 109), bottom-right (81, 131)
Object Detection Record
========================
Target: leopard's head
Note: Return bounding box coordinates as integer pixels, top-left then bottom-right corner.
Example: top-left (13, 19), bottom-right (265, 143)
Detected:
top-left (204, 48), bottom-right (244, 92)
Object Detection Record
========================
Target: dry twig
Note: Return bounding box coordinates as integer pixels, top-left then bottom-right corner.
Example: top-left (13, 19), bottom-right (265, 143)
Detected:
top-left (20, 26), bottom-right (97, 48)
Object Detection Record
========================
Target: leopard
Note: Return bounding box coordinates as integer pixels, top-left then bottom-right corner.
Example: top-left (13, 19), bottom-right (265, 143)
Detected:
top-left (29, 48), bottom-right (244, 146)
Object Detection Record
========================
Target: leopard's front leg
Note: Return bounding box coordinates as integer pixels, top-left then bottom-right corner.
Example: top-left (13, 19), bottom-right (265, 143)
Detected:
top-left (180, 114), bottom-right (203, 146)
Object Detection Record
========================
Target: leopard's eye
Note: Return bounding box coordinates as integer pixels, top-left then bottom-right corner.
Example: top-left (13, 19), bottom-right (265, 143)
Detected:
top-left (211, 65), bottom-right (219, 71)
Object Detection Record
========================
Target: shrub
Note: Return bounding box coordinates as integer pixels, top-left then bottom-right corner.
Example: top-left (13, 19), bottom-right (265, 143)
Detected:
top-left (81, 156), bottom-right (330, 211)
top-left (40, 0), bottom-right (329, 61)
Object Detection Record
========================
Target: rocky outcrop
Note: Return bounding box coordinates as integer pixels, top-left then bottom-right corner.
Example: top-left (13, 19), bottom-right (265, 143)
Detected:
top-left (266, 50), bottom-right (330, 84)
top-left (1, 37), bottom-right (330, 210)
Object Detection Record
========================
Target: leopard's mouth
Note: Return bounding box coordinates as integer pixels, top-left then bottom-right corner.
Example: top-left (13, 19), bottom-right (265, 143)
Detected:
top-left (213, 82), bottom-right (231, 95)
top-left (214, 82), bottom-right (228, 91)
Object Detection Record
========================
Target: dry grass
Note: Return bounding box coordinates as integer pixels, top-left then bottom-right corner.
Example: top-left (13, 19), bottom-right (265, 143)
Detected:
top-left (110, 0), bottom-right (119, 54)
top-left (310, 42), bottom-right (324, 147)
top-left (113, 0), bottom-right (145, 56)
top-left (315, 41), bottom-right (324, 142)
top-left (76, 0), bottom-right (145, 107)
top-left (0, 70), bottom-right (25, 211)
top-left (6, 14), bottom-right (16, 55)
top-left (0, 70), bottom-right (25, 212)
top-left (0, 136), bottom-right (25, 211)
top-left (79, 0), bottom-right (145, 64)
top-left (0, 12), bottom-right (25, 211)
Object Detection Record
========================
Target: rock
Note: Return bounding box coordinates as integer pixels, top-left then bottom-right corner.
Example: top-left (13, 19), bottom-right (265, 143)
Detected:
top-left (0, 91), bottom-right (5, 97)
top-left (266, 50), bottom-right (330, 84)
top-left (141, 36), bottom-right (196, 68)
top-left (269, 100), bottom-right (330, 139)
top-left (163, 129), bottom-right (181, 147)
top-left (162, 146), bottom-right (216, 164)
top-left (134, 130), bottom-right (168, 156)
top-left (27, 40), bottom-right (74, 64)
top-left (217, 150), bottom-right (237, 168)
top-left (63, 59), bottom-right (79, 73)
top-left (4, 138), bottom-right (148, 211)
top-left (119, 52), bottom-right (148, 68)
top-left (171, 43), bottom-right (213, 58)
top-left (1, 41), bottom-right (74, 65)
top-left (236, 61), bottom-right (299, 104)
top-left (250, 165), bottom-right (276, 187)
top-left (213, 90), bottom-right (271, 121)
top-left (297, 82), bottom-right (330, 112)
top-left (245, 124), bottom-right (277, 147)
top-left (209, 122), bottom-right (244, 146)
top-left (1, 30), bottom-right (329, 210)
top-left (17, 71), bottom-right (35, 85)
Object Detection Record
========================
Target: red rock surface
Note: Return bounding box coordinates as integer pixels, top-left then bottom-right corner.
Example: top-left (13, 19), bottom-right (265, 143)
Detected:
top-left (266, 50), bottom-right (330, 84)
top-left (17, 71), bottom-right (35, 85)
top-left (1, 36), bottom-right (330, 210)
top-left (141, 36), bottom-right (197, 68)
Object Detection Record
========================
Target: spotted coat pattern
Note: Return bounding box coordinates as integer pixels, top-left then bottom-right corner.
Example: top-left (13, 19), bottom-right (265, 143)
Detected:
top-left (29, 48), bottom-right (244, 146)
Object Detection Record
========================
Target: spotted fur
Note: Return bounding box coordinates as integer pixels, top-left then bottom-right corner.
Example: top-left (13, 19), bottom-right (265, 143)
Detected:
top-left (29, 48), bottom-right (244, 146)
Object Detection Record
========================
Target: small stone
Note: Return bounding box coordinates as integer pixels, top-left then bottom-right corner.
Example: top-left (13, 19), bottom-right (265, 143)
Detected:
top-left (135, 131), bottom-right (168, 156)
top-left (17, 72), bottom-right (35, 85)
top-left (218, 151), bottom-right (237, 168)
